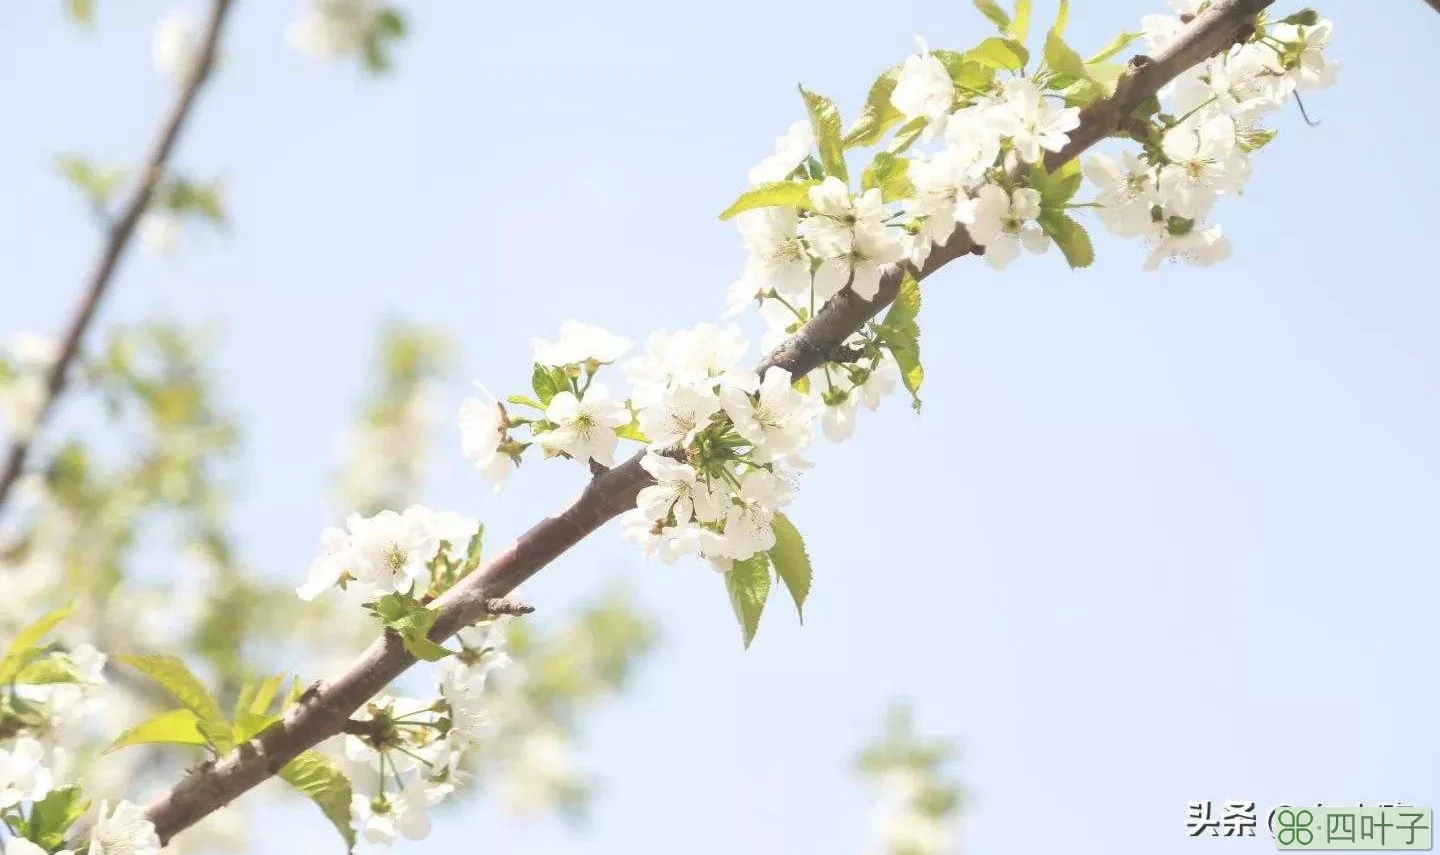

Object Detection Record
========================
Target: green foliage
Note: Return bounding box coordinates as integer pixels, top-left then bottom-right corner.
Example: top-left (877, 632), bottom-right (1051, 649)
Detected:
top-left (20, 786), bottom-right (90, 852)
top-left (1037, 210), bottom-right (1095, 269)
top-left (1030, 157), bottom-right (1083, 210)
top-left (0, 604), bottom-right (73, 684)
top-left (54, 155), bottom-right (123, 211)
top-left (112, 653), bottom-right (234, 751)
top-left (971, 0), bottom-right (1011, 31)
top-left (530, 363), bottom-right (572, 404)
top-left (966, 37), bottom-right (1028, 73)
top-left (361, 7), bottom-right (408, 73)
top-left (232, 672), bottom-right (297, 742)
top-left (107, 708), bottom-right (208, 753)
top-left (767, 513), bottom-right (812, 622)
top-left (931, 50), bottom-right (995, 92)
top-left (15, 657), bottom-right (81, 684)
top-left (157, 176), bottom-right (227, 226)
top-left (873, 272), bottom-right (924, 412)
top-left (861, 153), bottom-right (915, 204)
top-left (1088, 30), bottom-right (1141, 63)
top-left (724, 553), bottom-right (771, 648)
top-left (886, 118), bottom-right (929, 155)
top-left (64, 0), bottom-right (94, 25)
top-left (1008, 0), bottom-right (1032, 42)
top-left (280, 750), bottom-right (357, 851)
top-left (856, 701), bottom-right (963, 854)
top-left (844, 66), bottom-right (903, 149)
top-left (799, 86), bottom-right (849, 183)
top-left (718, 180), bottom-right (820, 220)
top-left (364, 593), bottom-right (454, 661)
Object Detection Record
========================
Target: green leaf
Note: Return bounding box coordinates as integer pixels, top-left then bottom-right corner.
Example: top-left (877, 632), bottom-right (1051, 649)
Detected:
top-left (718, 180), bottom-right (819, 221)
top-left (0, 604), bottom-right (72, 684)
top-left (280, 750), bottom-right (357, 851)
top-left (972, 0), bottom-right (1011, 30)
top-left (860, 153), bottom-right (915, 203)
top-left (374, 8), bottom-right (406, 37)
top-left (767, 513), bottom-right (813, 622)
top-left (1009, 0), bottom-right (1032, 41)
top-left (1037, 210), bottom-right (1094, 269)
top-left (1083, 60), bottom-right (1124, 98)
top-left (1238, 126), bottom-right (1278, 152)
top-left (724, 554), bottom-right (772, 649)
top-left (874, 271), bottom-right (924, 411)
top-left (107, 708), bottom-right (208, 753)
top-left (966, 37), bottom-right (1028, 72)
top-left (64, 0), bottom-right (93, 26)
top-left (1044, 29), bottom-right (1086, 79)
top-left (462, 523), bottom-right (485, 574)
top-left (1032, 157), bottom-right (1083, 209)
top-left (113, 653), bottom-right (233, 751)
top-left (530, 363), bottom-right (566, 404)
top-left (887, 117), bottom-right (928, 155)
top-left (613, 409), bottom-right (650, 443)
top-left (1051, 0), bottom-right (1070, 36)
top-left (1088, 30), bottom-right (1141, 63)
top-left (931, 50), bottom-right (994, 92)
top-left (506, 394), bottom-right (543, 410)
top-left (843, 65), bottom-right (904, 149)
top-left (15, 656), bottom-right (80, 685)
top-left (27, 786), bottom-right (89, 851)
top-left (366, 593), bottom-right (454, 662)
top-left (799, 86), bottom-right (848, 183)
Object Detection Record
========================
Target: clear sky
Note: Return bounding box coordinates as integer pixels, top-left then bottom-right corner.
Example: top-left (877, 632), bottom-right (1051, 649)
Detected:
top-left (3, 1), bottom-right (1438, 853)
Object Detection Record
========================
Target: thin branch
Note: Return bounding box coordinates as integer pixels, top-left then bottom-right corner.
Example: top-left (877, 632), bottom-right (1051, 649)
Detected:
top-left (0, 0), bottom-right (236, 517)
top-left (132, 0), bottom-right (1273, 844)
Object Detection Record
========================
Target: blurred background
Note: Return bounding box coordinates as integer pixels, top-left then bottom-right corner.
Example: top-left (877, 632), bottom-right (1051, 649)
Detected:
top-left (1, 0), bottom-right (1437, 853)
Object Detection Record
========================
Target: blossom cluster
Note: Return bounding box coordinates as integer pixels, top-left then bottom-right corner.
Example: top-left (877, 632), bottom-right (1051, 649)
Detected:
top-left (1086, 1), bottom-right (1337, 268)
top-left (338, 619), bottom-right (513, 845)
top-left (0, 632), bottom-right (167, 855)
top-left (0, 334), bottom-right (60, 443)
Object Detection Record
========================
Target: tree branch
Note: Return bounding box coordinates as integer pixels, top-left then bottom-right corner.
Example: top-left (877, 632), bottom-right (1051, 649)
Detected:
top-left (133, 0), bottom-right (1272, 844)
top-left (0, 0), bottom-right (236, 517)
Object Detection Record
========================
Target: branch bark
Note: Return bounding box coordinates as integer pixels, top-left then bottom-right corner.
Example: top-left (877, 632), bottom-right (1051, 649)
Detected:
top-left (0, 0), bottom-right (235, 517)
top-left (134, 0), bottom-right (1272, 844)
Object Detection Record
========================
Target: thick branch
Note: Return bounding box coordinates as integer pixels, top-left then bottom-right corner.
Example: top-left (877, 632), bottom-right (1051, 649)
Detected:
top-left (0, 0), bottom-right (235, 517)
top-left (136, 0), bottom-right (1271, 844)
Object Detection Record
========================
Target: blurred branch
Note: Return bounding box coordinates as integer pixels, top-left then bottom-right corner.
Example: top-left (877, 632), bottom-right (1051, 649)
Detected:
top-left (1423, 0), bottom-right (1440, 16)
top-left (125, 0), bottom-right (1274, 845)
top-left (0, 0), bottom-right (236, 517)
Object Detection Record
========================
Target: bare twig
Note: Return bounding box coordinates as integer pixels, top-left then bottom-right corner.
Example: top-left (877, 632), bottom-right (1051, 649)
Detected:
top-left (130, 0), bottom-right (1273, 845)
top-left (0, 0), bottom-right (236, 517)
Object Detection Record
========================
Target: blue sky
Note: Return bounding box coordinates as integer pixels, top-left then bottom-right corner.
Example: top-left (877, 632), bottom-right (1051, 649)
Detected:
top-left (3, 1), bottom-right (1438, 853)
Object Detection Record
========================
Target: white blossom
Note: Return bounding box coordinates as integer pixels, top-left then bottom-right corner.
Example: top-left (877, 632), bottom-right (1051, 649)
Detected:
top-left (1084, 152), bottom-right (1159, 238)
top-left (636, 381), bottom-right (720, 448)
top-left (747, 120), bottom-right (815, 186)
top-left (993, 78), bottom-right (1080, 164)
top-left (0, 738), bottom-right (51, 808)
top-left (351, 794), bottom-right (397, 844)
top-left (152, 13), bottom-right (199, 84)
top-left (87, 800), bottom-right (161, 855)
top-left (720, 368), bottom-right (814, 463)
top-left (636, 453), bottom-right (723, 524)
top-left (968, 185), bottom-right (1048, 269)
top-left (458, 392), bottom-right (512, 490)
top-left (891, 40), bottom-right (955, 131)
top-left (531, 321), bottom-right (632, 368)
top-left (1270, 20), bottom-right (1338, 92)
top-left (532, 384), bottom-right (630, 466)
top-left (0, 333), bottom-right (58, 441)
top-left (1144, 222), bottom-right (1232, 270)
top-left (287, 0), bottom-right (381, 60)
top-left (1157, 113), bottom-right (1245, 218)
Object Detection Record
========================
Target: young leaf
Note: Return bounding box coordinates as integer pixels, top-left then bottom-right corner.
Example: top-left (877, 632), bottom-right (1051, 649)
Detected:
top-left (27, 786), bottom-right (89, 851)
top-left (65, 0), bottom-right (94, 25)
top-left (106, 708), bottom-right (208, 753)
top-left (1037, 210), bottom-right (1095, 268)
top-left (874, 271), bottom-right (924, 411)
top-left (113, 653), bottom-right (233, 751)
top-left (280, 751), bottom-right (357, 851)
top-left (966, 37), bottom-right (1029, 72)
top-left (972, 0), bottom-right (1011, 30)
top-left (887, 117), bottom-right (928, 155)
top-left (1088, 30), bottom-right (1141, 63)
top-left (1033, 157), bottom-right (1083, 209)
top-left (768, 513), bottom-right (813, 622)
top-left (15, 656), bottom-right (81, 685)
top-left (931, 50), bottom-right (994, 92)
top-left (1044, 29), bottom-right (1086, 79)
top-left (366, 593), bottom-right (455, 661)
top-left (1050, 0), bottom-right (1069, 35)
top-left (718, 180), bottom-right (819, 221)
top-left (724, 554), bottom-right (772, 649)
top-left (530, 363), bottom-right (564, 404)
top-left (799, 86), bottom-right (848, 183)
top-left (0, 604), bottom-right (72, 684)
top-left (860, 153), bottom-right (915, 203)
top-left (844, 65), bottom-right (903, 149)
top-left (1010, 0), bottom-right (1032, 42)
